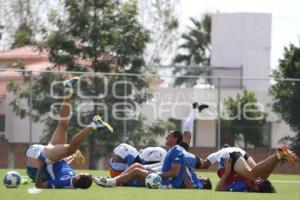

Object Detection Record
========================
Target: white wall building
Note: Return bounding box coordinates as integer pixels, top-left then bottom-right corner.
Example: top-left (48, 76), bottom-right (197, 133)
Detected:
top-left (144, 13), bottom-right (295, 149)
top-left (211, 13), bottom-right (272, 91)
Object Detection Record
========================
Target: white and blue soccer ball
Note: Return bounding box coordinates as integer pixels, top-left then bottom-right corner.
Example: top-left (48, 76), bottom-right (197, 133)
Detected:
top-left (145, 173), bottom-right (162, 189)
top-left (3, 171), bottom-right (22, 188)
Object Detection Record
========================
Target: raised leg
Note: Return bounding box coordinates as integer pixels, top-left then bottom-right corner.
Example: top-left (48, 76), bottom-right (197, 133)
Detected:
top-left (246, 156), bottom-right (257, 168)
top-left (45, 126), bottom-right (94, 161)
top-left (234, 145), bottom-right (298, 181)
top-left (49, 93), bottom-right (72, 145)
top-left (49, 77), bottom-right (79, 145)
top-left (250, 154), bottom-right (278, 179)
top-left (45, 115), bottom-right (112, 161)
top-left (182, 103), bottom-right (197, 146)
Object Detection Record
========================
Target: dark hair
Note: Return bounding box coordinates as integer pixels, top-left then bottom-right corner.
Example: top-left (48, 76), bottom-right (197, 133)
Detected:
top-left (223, 143), bottom-right (230, 148)
top-left (200, 177), bottom-right (212, 190)
top-left (170, 130), bottom-right (183, 144)
top-left (24, 146), bottom-right (30, 156)
top-left (74, 174), bottom-right (93, 189)
top-left (257, 180), bottom-right (276, 193)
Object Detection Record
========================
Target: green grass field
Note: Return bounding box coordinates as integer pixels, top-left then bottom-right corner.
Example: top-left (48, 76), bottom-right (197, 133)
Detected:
top-left (1, 169), bottom-right (299, 200)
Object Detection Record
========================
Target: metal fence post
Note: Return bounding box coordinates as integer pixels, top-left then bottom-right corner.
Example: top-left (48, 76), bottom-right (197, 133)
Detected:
top-left (29, 71), bottom-right (33, 145)
top-left (123, 74), bottom-right (127, 142)
top-left (217, 77), bottom-right (221, 149)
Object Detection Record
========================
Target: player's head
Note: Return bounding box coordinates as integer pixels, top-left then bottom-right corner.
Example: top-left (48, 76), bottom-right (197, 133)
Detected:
top-left (252, 178), bottom-right (276, 193)
top-left (165, 130), bottom-right (182, 147)
top-left (199, 176), bottom-right (212, 190)
top-left (73, 173), bottom-right (93, 189)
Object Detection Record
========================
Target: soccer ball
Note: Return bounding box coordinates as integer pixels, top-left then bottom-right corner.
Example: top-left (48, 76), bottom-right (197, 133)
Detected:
top-left (145, 173), bottom-right (162, 189)
top-left (3, 171), bottom-right (22, 188)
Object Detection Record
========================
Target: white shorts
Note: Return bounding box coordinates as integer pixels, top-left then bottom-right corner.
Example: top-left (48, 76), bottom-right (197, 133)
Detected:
top-left (26, 144), bottom-right (45, 159)
top-left (139, 147), bottom-right (167, 163)
top-left (144, 162), bottom-right (163, 173)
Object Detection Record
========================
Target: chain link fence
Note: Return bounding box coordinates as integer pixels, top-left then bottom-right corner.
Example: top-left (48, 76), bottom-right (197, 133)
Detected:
top-left (0, 68), bottom-right (297, 167)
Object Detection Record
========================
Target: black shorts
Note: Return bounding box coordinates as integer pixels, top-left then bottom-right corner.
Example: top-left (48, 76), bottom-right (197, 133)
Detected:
top-left (195, 156), bottom-right (201, 169)
top-left (229, 152), bottom-right (250, 170)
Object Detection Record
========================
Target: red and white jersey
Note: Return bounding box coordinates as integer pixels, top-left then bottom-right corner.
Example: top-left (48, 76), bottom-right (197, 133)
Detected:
top-left (139, 147), bottom-right (167, 163)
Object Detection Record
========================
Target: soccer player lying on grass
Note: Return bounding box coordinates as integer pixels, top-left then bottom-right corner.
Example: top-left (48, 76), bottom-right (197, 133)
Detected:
top-left (179, 102), bottom-right (212, 189)
top-left (139, 146), bottom-right (167, 165)
top-left (95, 130), bottom-right (211, 189)
top-left (106, 102), bottom-right (210, 189)
top-left (94, 131), bottom-right (187, 189)
top-left (94, 103), bottom-right (211, 189)
top-left (205, 145), bottom-right (298, 192)
top-left (108, 143), bottom-right (143, 178)
top-left (108, 143), bottom-right (167, 179)
top-left (125, 149), bottom-right (212, 189)
top-left (25, 77), bottom-right (113, 189)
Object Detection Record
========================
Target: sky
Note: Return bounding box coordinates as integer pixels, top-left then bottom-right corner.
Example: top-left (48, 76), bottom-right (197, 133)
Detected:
top-left (178, 0), bottom-right (300, 69)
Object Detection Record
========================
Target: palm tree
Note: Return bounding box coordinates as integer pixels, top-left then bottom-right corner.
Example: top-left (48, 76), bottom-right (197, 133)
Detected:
top-left (173, 14), bottom-right (211, 87)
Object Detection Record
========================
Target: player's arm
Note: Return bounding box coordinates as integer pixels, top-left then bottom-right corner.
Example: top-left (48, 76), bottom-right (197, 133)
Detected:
top-left (202, 150), bottom-right (220, 169)
top-left (200, 159), bottom-right (211, 169)
top-left (65, 150), bottom-right (86, 165)
top-left (35, 161), bottom-right (48, 189)
top-left (215, 159), bottom-right (231, 191)
top-left (158, 163), bottom-right (181, 178)
top-left (65, 155), bottom-right (75, 165)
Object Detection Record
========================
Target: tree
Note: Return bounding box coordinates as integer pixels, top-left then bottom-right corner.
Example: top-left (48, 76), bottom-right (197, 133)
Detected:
top-left (139, 0), bottom-right (179, 68)
top-left (0, 24), bottom-right (3, 40)
top-left (8, 0), bottom-right (173, 169)
top-left (270, 42), bottom-right (300, 154)
top-left (0, 0), bottom-right (52, 49)
top-left (172, 14), bottom-right (211, 87)
top-left (221, 90), bottom-right (267, 148)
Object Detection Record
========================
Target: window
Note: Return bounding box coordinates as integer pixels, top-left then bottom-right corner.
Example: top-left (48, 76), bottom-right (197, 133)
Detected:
top-left (0, 115), bottom-right (5, 132)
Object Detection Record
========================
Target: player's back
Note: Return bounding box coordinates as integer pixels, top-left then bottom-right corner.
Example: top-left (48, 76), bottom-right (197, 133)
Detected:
top-left (139, 147), bottom-right (167, 164)
top-left (45, 160), bottom-right (75, 188)
top-left (207, 147), bottom-right (246, 164)
top-left (113, 143), bottom-right (139, 165)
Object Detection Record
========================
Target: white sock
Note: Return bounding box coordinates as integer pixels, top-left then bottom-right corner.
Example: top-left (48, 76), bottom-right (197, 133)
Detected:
top-left (183, 110), bottom-right (196, 132)
top-left (107, 178), bottom-right (117, 186)
top-left (89, 122), bottom-right (97, 130)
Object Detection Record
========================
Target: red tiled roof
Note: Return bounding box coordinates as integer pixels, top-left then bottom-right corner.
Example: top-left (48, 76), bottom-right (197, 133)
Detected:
top-left (0, 71), bottom-right (21, 79)
top-left (26, 61), bottom-right (54, 71)
top-left (0, 45), bottom-right (49, 60)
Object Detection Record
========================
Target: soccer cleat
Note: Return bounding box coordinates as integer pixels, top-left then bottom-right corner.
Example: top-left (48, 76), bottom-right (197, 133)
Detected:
top-left (63, 76), bottom-right (80, 94)
top-left (277, 145), bottom-right (298, 165)
top-left (74, 150), bottom-right (86, 164)
top-left (192, 102), bottom-right (198, 109)
top-left (92, 115), bottom-right (114, 133)
top-left (93, 176), bottom-right (113, 187)
top-left (198, 104), bottom-right (209, 113)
